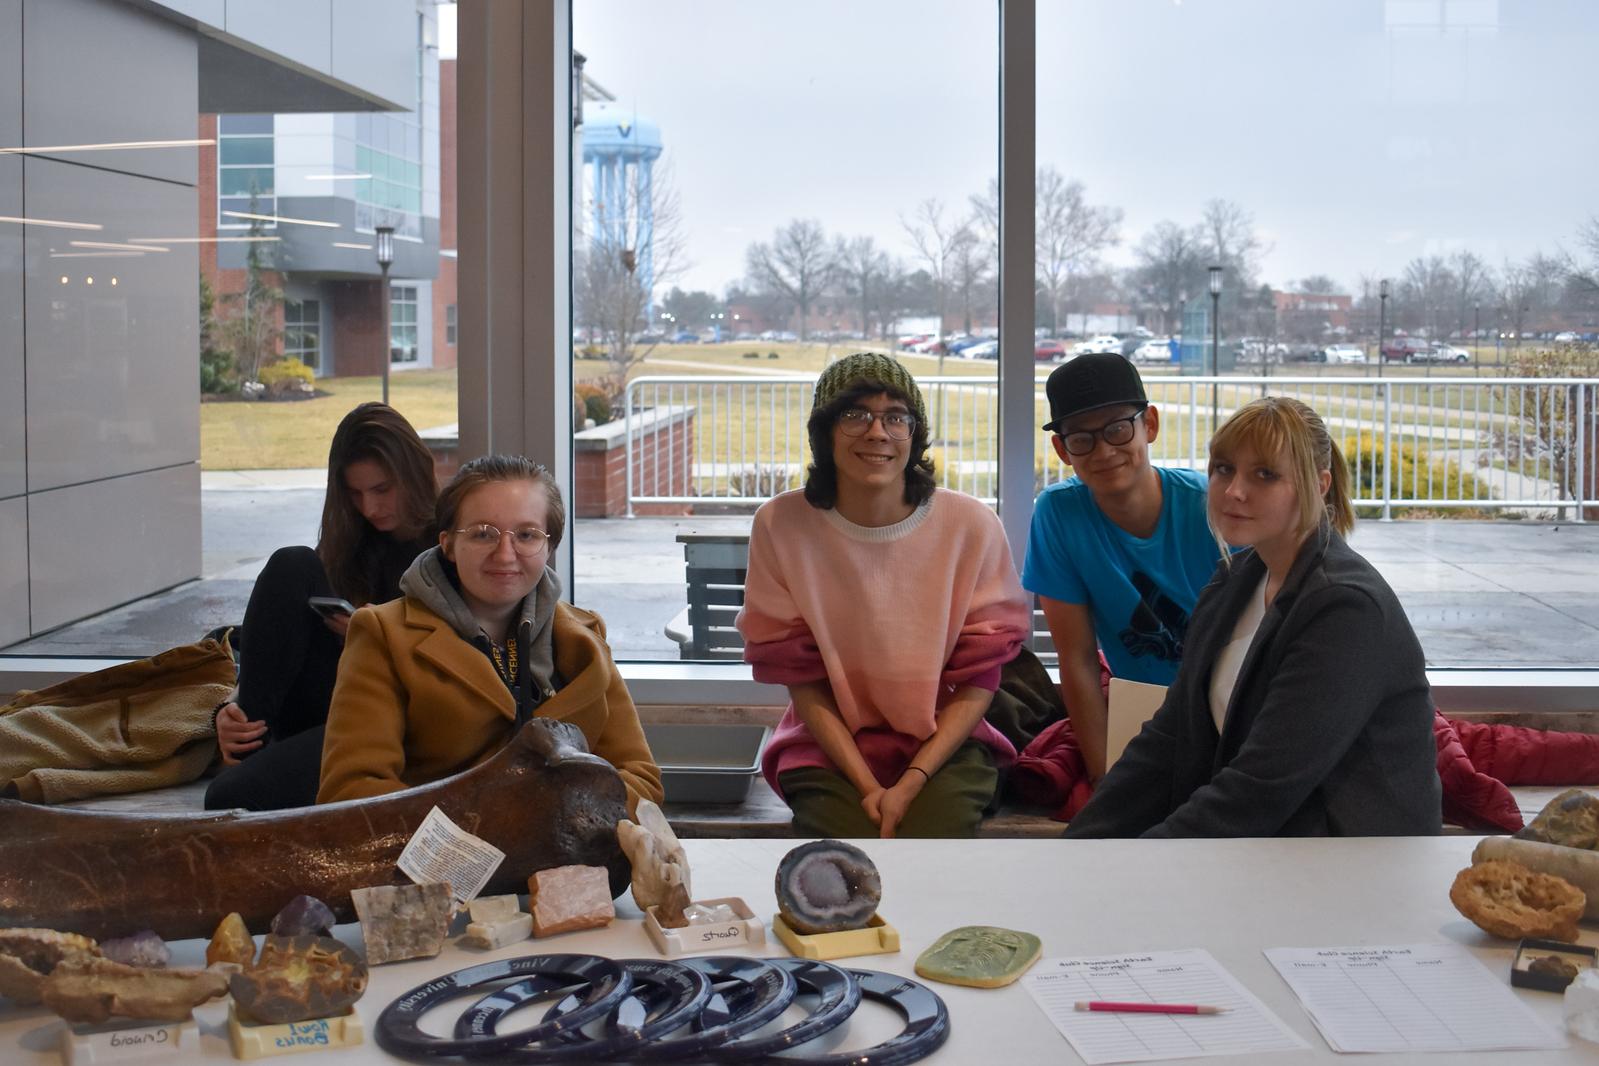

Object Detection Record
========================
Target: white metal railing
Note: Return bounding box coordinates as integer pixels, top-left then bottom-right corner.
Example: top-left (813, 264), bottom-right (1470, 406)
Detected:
top-left (624, 374), bottom-right (1597, 521)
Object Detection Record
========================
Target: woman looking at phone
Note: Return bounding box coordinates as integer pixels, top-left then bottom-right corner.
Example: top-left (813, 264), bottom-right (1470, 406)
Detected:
top-left (204, 402), bottom-right (438, 811)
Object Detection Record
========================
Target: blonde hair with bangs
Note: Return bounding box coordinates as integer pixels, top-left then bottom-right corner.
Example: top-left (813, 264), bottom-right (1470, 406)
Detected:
top-left (1208, 397), bottom-right (1354, 558)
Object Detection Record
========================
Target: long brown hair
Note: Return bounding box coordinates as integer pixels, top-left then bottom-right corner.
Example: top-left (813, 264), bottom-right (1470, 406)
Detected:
top-left (436, 454), bottom-right (566, 553)
top-left (317, 403), bottom-right (438, 603)
top-left (1207, 397), bottom-right (1355, 559)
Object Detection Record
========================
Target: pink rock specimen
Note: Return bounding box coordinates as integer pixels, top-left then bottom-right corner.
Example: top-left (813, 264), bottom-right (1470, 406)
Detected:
top-left (527, 866), bottom-right (614, 937)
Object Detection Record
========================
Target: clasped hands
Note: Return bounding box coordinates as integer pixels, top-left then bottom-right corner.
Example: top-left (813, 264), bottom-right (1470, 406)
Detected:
top-left (860, 765), bottom-right (928, 839)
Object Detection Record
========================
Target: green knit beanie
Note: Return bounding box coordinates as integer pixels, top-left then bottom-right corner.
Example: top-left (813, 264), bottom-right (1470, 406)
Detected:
top-left (811, 352), bottom-right (928, 429)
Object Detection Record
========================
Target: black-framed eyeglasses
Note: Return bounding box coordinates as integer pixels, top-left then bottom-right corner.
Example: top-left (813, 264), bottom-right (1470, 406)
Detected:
top-left (452, 524), bottom-right (549, 554)
top-left (1060, 410), bottom-right (1145, 456)
top-left (837, 407), bottom-right (916, 441)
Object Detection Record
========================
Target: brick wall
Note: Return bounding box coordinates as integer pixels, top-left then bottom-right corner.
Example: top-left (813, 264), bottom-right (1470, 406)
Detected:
top-left (329, 280), bottom-right (387, 377)
top-left (573, 410), bottom-right (695, 518)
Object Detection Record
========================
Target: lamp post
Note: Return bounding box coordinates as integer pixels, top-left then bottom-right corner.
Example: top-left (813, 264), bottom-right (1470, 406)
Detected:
top-left (374, 225), bottom-right (394, 405)
top-left (710, 311), bottom-right (724, 344)
top-left (1377, 278), bottom-right (1390, 379)
top-left (1208, 265), bottom-right (1222, 429)
top-left (1473, 303), bottom-right (1481, 374)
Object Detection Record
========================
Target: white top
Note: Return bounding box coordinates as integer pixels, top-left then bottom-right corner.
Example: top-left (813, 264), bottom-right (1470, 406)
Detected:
top-left (5, 836), bottom-right (1578, 1065)
top-left (1209, 573), bottom-right (1270, 732)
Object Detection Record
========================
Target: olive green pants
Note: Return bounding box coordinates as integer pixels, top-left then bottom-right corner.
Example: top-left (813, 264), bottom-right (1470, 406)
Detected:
top-left (777, 741), bottom-right (998, 839)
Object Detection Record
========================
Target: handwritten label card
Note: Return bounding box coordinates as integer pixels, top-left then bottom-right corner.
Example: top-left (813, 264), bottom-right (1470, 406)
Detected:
top-left (397, 806), bottom-right (505, 906)
top-left (1022, 949), bottom-right (1308, 1064)
top-left (1265, 944), bottom-right (1566, 1053)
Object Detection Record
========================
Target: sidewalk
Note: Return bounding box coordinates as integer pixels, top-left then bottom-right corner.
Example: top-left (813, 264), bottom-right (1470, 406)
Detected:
top-left (5, 474), bottom-right (1598, 669)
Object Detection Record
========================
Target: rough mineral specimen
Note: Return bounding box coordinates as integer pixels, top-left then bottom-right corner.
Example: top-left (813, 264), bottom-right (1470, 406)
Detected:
top-left (0, 928), bottom-right (102, 1006)
top-left (915, 926), bottom-right (1043, 988)
top-left (462, 894), bottom-right (532, 949)
top-left (99, 930), bottom-right (170, 969)
top-left (1520, 789), bottom-right (1599, 850)
top-left (1449, 860), bottom-right (1586, 942)
top-left (207, 912), bottom-right (256, 968)
top-left (229, 934), bottom-right (368, 1024)
top-left (1566, 968), bottom-right (1599, 1042)
top-left (350, 883), bottom-right (454, 965)
top-left (527, 866), bottom-right (615, 937)
top-left (40, 957), bottom-right (228, 1024)
top-left (775, 840), bottom-right (882, 935)
top-left (271, 894), bottom-right (337, 938)
top-left (616, 799), bottom-right (692, 919)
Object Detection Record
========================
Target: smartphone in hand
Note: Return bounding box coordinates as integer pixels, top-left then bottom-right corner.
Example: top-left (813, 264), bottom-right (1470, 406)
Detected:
top-left (308, 596), bottom-right (356, 620)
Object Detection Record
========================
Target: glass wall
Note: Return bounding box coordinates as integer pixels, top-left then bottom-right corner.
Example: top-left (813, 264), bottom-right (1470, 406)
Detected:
top-left (0, 0), bottom-right (454, 658)
top-left (569, 0), bottom-right (999, 660)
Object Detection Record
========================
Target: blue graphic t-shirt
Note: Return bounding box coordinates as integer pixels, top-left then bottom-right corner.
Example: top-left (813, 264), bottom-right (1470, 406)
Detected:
top-left (1022, 466), bottom-right (1221, 685)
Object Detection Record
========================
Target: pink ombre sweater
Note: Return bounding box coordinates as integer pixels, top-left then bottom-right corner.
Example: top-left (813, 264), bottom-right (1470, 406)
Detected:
top-left (737, 488), bottom-right (1031, 795)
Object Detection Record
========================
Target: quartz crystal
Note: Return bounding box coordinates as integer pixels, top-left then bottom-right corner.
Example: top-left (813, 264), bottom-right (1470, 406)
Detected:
top-left (1567, 968), bottom-right (1599, 1043)
top-left (99, 930), bottom-right (170, 969)
top-left (271, 894), bottom-right (336, 938)
top-left (206, 912), bottom-right (256, 968)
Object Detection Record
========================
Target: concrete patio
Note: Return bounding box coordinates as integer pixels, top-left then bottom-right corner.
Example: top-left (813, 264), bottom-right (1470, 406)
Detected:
top-left (5, 469), bottom-right (1598, 669)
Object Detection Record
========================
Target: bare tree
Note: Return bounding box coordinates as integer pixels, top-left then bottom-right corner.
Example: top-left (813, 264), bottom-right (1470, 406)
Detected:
top-left (1035, 168), bottom-right (1123, 336)
top-left (901, 197), bottom-right (975, 366)
top-left (1448, 250), bottom-right (1493, 337)
top-left (834, 235), bottom-right (894, 340)
top-left (574, 156), bottom-right (689, 388)
top-left (1200, 198), bottom-right (1265, 283)
top-left (745, 219), bottom-right (833, 340)
top-left (1132, 220), bottom-right (1206, 334)
top-left (1294, 275), bottom-right (1340, 294)
top-left (218, 216), bottom-right (283, 384)
top-left (1400, 255), bottom-right (1455, 337)
top-left (1571, 217), bottom-right (1599, 297)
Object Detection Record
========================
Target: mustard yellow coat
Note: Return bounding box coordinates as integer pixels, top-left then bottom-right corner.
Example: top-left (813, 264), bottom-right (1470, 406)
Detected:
top-left (317, 597), bottom-right (662, 815)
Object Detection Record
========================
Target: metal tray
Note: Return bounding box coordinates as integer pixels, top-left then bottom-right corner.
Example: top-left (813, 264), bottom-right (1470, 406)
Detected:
top-left (644, 723), bottom-right (770, 805)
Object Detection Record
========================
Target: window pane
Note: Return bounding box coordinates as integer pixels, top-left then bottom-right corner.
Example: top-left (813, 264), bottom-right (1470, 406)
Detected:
top-left (219, 136), bottom-right (273, 165)
top-left (3, 4), bottom-right (455, 658)
top-left (1035, 0), bottom-right (1599, 671)
top-left (572, 0), bottom-right (998, 660)
top-left (219, 167), bottom-right (272, 196)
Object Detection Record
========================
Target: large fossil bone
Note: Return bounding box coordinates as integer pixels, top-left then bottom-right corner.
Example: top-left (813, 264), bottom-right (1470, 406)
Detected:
top-left (0, 720), bottom-right (630, 941)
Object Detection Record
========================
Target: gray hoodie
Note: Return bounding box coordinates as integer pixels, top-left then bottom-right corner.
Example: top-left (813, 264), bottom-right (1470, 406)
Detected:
top-left (398, 546), bottom-right (562, 719)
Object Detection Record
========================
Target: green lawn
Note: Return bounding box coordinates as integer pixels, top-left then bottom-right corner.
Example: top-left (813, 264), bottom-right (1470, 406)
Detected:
top-left (201, 368), bottom-right (459, 470)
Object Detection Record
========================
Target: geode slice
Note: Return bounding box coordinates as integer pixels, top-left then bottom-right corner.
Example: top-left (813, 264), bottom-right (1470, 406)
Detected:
top-left (229, 934), bottom-right (368, 1024)
top-left (774, 840), bottom-right (882, 935)
top-left (271, 894), bottom-right (337, 938)
top-left (351, 883), bottom-right (453, 965)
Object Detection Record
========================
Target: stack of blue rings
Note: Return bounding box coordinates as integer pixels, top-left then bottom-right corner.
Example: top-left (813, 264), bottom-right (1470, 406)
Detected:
top-left (375, 953), bottom-right (949, 1064)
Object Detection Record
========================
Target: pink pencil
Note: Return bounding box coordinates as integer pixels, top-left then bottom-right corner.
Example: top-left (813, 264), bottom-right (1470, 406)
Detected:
top-left (1075, 1001), bottom-right (1229, 1015)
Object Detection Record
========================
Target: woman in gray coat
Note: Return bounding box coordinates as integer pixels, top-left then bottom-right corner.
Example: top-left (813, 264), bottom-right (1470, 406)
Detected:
top-left (1064, 397), bottom-right (1439, 838)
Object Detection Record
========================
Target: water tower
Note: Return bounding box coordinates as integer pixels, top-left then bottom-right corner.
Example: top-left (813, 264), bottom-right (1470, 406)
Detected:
top-left (581, 101), bottom-right (664, 321)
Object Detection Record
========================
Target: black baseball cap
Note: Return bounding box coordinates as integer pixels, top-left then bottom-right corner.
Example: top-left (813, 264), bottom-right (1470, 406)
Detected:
top-left (1042, 353), bottom-right (1149, 432)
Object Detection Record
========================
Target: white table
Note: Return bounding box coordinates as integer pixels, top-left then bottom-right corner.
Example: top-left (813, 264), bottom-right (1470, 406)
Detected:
top-left (3, 836), bottom-right (1594, 1063)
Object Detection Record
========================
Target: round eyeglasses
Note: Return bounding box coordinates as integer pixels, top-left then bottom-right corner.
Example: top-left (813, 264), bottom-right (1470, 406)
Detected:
top-left (453, 524), bottom-right (549, 554)
top-left (837, 407), bottom-right (916, 441)
top-left (1060, 410), bottom-right (1145, 456)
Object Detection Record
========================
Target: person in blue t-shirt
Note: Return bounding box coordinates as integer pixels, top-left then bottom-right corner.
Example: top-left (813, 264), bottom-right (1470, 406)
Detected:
top-left (1022, 353), bottom-right (1221, 780)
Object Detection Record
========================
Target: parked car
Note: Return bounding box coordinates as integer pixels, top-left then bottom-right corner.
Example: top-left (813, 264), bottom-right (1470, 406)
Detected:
top-left (1555, 331), bottom-right (1580, 344)
top-left (963, 340), bottom-right (999, 359)
top-left (1035, 339), bottom-right (1068, 361)
top-left (1318, 344), bottom-right (1368, 365)
top-left (1380, 337), bottom-right (1431, 363)
top-left (1422, 342), bottom-right (1471, 364)
top-left (1132, 339), bottom-right (1172, 364)
top-left (670, 330), bottom-right (700, 344)
top-left (1073, 334), bottom-right (1123, 356)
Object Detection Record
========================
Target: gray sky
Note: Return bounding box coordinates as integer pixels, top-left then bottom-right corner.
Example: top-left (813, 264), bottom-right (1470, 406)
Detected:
top-left (459, 1), bottom-right (1596, 298)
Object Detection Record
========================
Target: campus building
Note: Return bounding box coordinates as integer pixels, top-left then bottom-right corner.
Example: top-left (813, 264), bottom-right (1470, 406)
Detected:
top-left (0, 0), bottom-right (425, 646)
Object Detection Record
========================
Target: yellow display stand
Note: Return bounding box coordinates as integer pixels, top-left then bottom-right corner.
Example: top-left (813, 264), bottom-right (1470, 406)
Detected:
top-left (772, 913), bottom-right (899, 961)
top-left (226, 1006), bottom-right (364, 1060)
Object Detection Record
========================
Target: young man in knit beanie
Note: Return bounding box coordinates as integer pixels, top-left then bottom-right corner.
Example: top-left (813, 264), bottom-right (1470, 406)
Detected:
top-left (1021, 354), bottom-right (1221, 781)
top-left (736, 353), bottom-right (1031, 837)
